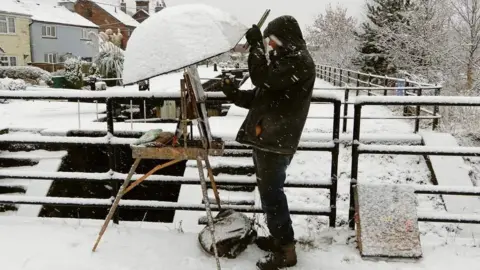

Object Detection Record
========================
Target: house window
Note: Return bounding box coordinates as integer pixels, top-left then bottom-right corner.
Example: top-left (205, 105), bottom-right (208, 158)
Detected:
top-left (44, 53), bottom-right (57, 63)
top-left (42, 25), bottom-right (57, 38)
top-left (0, 16), bottom-right (16, 34)
top-left (81, 28), bottom-right (91, 40)
top-left (81, 57), bottom-right (92, 62)
top-left (0, 56), bottom-right (17, 66)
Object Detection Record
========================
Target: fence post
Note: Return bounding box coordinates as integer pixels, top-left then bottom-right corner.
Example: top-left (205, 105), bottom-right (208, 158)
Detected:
top-left (414, 88), bottom-right (423, 133)
top-left (347, 70), bottom-right (351, 85)
top-left (367, 74), bottom-right (372, 96)
top-left (384, 75), bottom-right (388, 96)
top-left (403, 81), bottom-right (409, 116)
top-left (339, 69), bottom-right (343, 86)
top-left (330, 100), bottom-right (341, 227)
top-left (433, 87), bottom-right (440, 130)
top-left (333, 68), bottom-right (337, 86)
top-left (349, 104), bottom-right (362, 229)
top-left (356, 73), bottom-right (360, 96)
top-left (343, 88), bottom-right (349, 133)
top-left (106, 98), bottom-right (120, 224)
top-left (328, 67), bottom-right (332, 83)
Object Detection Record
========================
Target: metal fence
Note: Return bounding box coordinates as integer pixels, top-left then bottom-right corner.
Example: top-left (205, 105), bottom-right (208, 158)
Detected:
top-left (348, 95), bottom-right (480, 229)
top-left (2, 70), bottom-right (480, 231)
top-left (315, 65), bottom-right (443, 133)
top-left (0, 89), bottom-right (341, 227)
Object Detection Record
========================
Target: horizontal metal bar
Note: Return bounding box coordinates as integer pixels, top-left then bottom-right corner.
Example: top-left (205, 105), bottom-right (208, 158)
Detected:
top-left (0, 195), bottom-right (331, 215)
top-left (356, 96), bottom-right (480, 106)
top-left (358, 144), bottom-right (480, 156)
top-left (418, 213), bottom-right (480, 224)
top-left (414, 184), bottom-right (480, 196)
top-left (309, 116), bottom-right (441, 120)
top-left (0, 170), bottom-right (332, 188)
top-left (225, 141), bottom-right (335, 151)
top-left (316, 65), bottom-right (439, 87)
top-left (0, 89), bottom-right (342, 103)
top-left (0, 134), bottom-right (335, 151)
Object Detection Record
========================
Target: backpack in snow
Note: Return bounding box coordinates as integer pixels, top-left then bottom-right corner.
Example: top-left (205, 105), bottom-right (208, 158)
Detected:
top-left (198, 209), bottom-right (257, 259)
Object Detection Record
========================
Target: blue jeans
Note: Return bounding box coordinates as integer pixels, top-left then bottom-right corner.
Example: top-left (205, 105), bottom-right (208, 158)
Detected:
top-left (253, 148), bottom-right (295, 245)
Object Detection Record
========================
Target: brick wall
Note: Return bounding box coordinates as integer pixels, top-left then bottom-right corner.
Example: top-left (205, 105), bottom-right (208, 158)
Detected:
top-left (74, 0), bottom-right (132, 49)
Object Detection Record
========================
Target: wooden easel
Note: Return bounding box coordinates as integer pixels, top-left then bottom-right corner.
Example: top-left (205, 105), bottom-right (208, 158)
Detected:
top-left (91, 66), bottom-right (224, 269)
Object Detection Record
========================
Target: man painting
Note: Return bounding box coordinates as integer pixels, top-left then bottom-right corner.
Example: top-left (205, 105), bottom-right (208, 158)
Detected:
top-left (221, 15), bottom-right (316, 269)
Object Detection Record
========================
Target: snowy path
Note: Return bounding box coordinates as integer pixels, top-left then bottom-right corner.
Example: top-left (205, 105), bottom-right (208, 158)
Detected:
top-left (1, 216), bottom-right (479, 270)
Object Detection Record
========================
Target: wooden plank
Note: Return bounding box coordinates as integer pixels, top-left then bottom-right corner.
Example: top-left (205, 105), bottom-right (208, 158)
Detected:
top-left (421, 132), bottom-right (480, 235)
top-left (131, 140), bottom-right (224, 160)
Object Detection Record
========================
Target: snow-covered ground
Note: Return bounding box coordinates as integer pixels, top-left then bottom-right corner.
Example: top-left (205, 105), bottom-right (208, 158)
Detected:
top-left (1, 77), bottom-right (480, 269)
top-left (1, 216), bottom-right (479, 270)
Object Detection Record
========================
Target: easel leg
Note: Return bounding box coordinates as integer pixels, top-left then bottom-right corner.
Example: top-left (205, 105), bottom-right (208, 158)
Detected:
top-left (204, 156), bottom-right (221, 210)
top-left (123, 159), bottom-right (183, 195)
top-left (92, 158), bottom-right (184, 251)
top-left (196, 157), bottom-right (221, 270)
top-left (92, 158), bottom-right (142, 252)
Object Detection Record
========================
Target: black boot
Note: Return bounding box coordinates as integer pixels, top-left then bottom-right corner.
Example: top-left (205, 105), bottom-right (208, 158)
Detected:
top-left (255, 236), bottom-right (281, 252)
top-left (256, 242), bottom-right (297, 270)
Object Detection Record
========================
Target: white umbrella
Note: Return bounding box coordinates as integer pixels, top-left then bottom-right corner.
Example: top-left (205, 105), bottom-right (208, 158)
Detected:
top-left (122, 4), bottom-right (248, 86)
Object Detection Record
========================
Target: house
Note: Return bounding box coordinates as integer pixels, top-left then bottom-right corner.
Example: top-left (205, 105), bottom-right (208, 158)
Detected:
top-left (131, 0), bottom-right (165, 23)
top-left (10, 0), bottom-right (100, 66)
top-left (71, 0), bottom-right (140, 49)
top-left (0, 1), bottom-right (32, 66)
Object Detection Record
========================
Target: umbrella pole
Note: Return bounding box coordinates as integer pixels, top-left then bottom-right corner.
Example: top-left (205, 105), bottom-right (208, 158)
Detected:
top-left (242, 9), bottom-right (271, 50)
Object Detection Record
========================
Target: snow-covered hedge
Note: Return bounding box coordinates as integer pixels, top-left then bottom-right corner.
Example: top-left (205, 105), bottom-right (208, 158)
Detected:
top-left (64, 57), bottom-right (85, 89)
top-left (0, 78), bottom-right (27, 91)
top-left (0, 66), bottom-right (52, 86)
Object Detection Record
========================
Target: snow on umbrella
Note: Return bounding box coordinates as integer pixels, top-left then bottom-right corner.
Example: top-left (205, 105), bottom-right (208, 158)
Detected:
top-left (122, 4), bottom-right (248, 86)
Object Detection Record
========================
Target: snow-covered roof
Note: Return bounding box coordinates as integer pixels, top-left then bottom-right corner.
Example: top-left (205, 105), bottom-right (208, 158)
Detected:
top-left (133, 8), bottom-right (149, 18)
top-left (5, 0), bottom-right (98, 28)
top-left (95, 2), bottom-right (140, 28)
top-left (0, 0), bottom-right (32, 16)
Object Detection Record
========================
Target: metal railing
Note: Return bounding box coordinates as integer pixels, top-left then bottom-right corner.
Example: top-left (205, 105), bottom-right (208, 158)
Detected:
top-left (349, 95), bottom-right (480, 229)
top-left (315, 65), bottom-right (443, 132)
top-left (0, 89), bottom-right (341, 227)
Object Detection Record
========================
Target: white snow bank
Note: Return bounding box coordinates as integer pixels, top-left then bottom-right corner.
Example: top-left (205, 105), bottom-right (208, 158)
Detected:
top-left (1, 216), bottom-right (480, 270)
top-left (122, 4), bottom-right (248, 85)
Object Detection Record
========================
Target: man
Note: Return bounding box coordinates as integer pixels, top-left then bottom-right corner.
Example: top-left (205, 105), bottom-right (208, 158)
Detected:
top-left (221, 15), bottom-right (315, 269)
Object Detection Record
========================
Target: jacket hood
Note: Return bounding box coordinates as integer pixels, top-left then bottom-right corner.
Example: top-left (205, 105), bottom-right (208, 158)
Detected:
top-left (263, 15), bottom-right (306, 51)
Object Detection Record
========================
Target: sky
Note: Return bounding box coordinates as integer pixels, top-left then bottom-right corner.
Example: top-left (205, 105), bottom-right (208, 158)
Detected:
top-left (121, 0), bottom-right (367, 32)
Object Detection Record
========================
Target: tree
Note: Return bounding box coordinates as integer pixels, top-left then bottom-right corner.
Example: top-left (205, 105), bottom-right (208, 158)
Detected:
top-left (450, 0), bottom-right (480, 90)
top-left (374, 0), bottom-right (453, 82)
top-left (354, 0), bottom-right (415, 75)
top-left (305, 4), bottom-right (359, 68)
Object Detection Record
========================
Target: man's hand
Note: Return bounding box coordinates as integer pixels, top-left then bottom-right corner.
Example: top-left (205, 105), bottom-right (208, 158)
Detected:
top-left (220, 74), bottom-right (237, 99)
top-left (246, 25), bottom-right (263, 48)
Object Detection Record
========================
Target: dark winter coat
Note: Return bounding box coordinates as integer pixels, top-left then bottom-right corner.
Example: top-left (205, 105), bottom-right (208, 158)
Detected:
top-left (224, 16), bottom-right (316, 155)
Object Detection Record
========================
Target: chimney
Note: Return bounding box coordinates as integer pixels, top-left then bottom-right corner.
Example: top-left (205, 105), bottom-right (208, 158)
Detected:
top-left (136, 0), bottom-right (149, 13)
top-left (120, 0), bottom-right (127, 13)
top-left (155, 1), bottom-right (164, 13)
top-left (58, 1), bottom-right (75, 12)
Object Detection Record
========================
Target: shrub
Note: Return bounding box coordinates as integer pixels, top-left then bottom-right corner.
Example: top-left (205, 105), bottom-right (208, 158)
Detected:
top-left (64, 57), bottom-right (86, 89)
top-left (0, 66), bottom-right (52, 85)
top-left (0, 78), bottom-right (27, 91)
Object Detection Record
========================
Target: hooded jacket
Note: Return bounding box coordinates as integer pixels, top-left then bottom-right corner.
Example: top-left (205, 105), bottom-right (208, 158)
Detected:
top-left (224, 16), bottom-right (316, 155)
